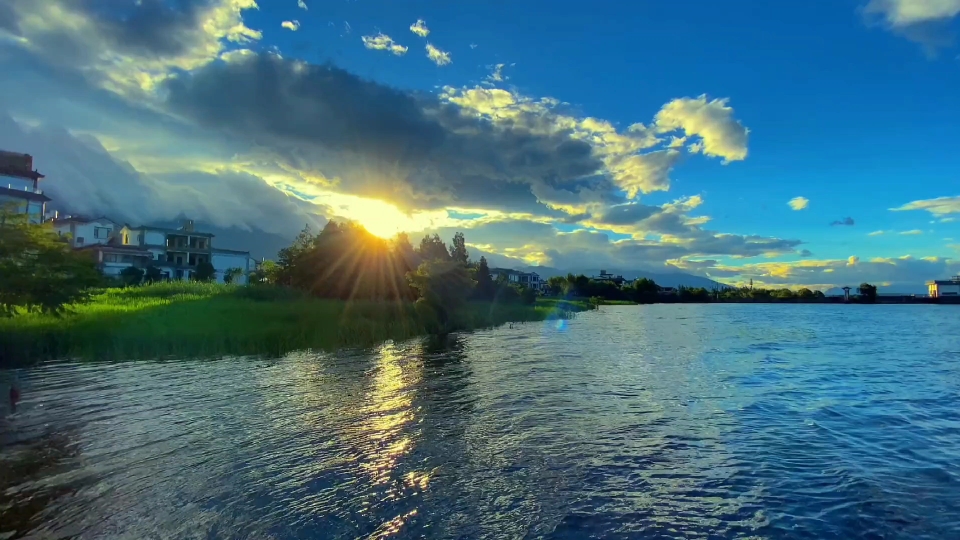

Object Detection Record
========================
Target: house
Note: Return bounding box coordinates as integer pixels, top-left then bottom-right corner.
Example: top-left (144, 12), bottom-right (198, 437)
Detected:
top-left (0, 150), bottom-right (48, 224)
top-left (489, 268), bottom-right (545, 293)
top-left (593, 270), bottom-right (626, 286)
top-left (53, 216), bottom-right (252, 283)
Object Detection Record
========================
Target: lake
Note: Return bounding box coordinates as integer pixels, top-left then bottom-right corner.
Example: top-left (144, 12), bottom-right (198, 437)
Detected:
top-left (2, 304), bottom-right (959, 539)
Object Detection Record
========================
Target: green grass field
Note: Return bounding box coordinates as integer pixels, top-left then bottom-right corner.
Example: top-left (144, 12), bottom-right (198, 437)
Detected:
top-left (0, 283), bottom-right (592, 364)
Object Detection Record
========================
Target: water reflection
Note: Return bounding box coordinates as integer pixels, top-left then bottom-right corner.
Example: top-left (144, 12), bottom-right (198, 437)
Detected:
top-left (2, 305), bottom-right (960, 539)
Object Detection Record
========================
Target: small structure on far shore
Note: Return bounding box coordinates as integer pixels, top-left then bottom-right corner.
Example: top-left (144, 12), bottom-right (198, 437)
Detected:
top-left (927, 276), bottom-right (960, 298)
top-left (842, 286), bottom-right (851, 302)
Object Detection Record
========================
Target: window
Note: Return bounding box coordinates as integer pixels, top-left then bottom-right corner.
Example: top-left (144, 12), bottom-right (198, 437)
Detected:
top-left (137, 233), bottom-right (143, 245)
top-left (94, 227), bottom-right (110, 239)
top-left (123, 234), bottom-right (129, 244)
top-left (76, 237), bottom-right (84, 246)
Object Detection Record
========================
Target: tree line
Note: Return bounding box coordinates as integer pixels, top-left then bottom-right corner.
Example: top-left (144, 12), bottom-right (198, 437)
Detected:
top-left (254, 221), bottom-right (541, 331)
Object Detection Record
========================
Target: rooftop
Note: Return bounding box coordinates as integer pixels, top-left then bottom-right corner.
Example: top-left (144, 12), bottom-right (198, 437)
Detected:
top-left (0, 185), bottom-right (50, 202)
top-left (0, 151), bottom-right (44, 181)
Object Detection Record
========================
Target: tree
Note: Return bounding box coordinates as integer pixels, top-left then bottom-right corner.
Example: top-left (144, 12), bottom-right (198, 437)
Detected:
top-left (449, 232), bottom-right (469, 265)
top-left (0, 205), bottom-right (101, 315)
top-left (144, 265), bottom-right (163, 283)
top-left (223, 267), bottom-right (244, 284)
top-left (250, 260), bottom-right (278, 284)
top-left (194, 261), bottom-right (216, 282)
top-left (275, 224), bottom-right (317, 287)
top-left (858, 282), bottom-right (877, 303)
top-left (545, 276), bottom-right (567, 296)
top-left (418, 234), bottom-right (451, 262)
top-left (797, 288), bottom-right (815, 300)
top-left (474, 256), bottom-right (495, 300)
top-left (407, 259), bottom-right (475, 332)
top-left (119, 266), bottom-right (144, 287)
top-left (629, 278), bottom-right (659, 304)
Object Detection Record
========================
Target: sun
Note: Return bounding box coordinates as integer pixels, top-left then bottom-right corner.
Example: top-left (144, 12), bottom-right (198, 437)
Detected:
top-left (336, 196), bottom-right (418, 238)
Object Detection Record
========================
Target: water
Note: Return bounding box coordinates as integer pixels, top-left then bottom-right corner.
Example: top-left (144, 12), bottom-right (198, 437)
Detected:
top-left (2, 304), bottom-right (959, 539)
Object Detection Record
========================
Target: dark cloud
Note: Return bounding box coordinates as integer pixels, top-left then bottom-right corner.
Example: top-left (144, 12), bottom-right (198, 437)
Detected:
top-left (0, 115), bottom-right (324, 238)
top-left (596, 203), bottom-right (660, 225)
top-left (163, 53), bottom-right (608, 215)
top-left (830, 217), bottom-right (855, 226)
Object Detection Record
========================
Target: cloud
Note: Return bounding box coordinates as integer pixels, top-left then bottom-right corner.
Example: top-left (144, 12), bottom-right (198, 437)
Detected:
top-left (486, 63), bottom-right (506, 83)
top-left (425, 43), bottom-right (451, 66)
top-left (281, 20), bottom-right (300, 31)
top-left (891, 195), bottom-right (960, 216)
top-left (409, 19), bottom-right (430, 37)
top-left (863, 0), bottom-right (960, 52)
top-left (362, 33), bottom-right (408, 55)
top-left (654, 95), bottom-right (748, 162)
top-left (788, 197), bottom-right (809, 210)
top-left (830, 216), bottom-right (855, 226)
top-left (0, 114), bottom-right (324, 237)
top-left (899, 229), bottom-right (924, 235)
top-left (298, 0), bottom-right (308, 10)
top-left (0, 0), bottom-right (261, 96)
top-left (868, 230), bottom-right (886, 236)
top-left (699, 254), bottom-right (960, 292)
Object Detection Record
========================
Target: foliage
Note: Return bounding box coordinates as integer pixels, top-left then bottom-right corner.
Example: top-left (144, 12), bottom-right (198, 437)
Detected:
top-left (858, 282), bottom-right (878, 303)
top-left (194, 261), bottom-right (216, 282)
top-left (0, 282), bottom-right (590, 364)
top-left (407, 259), bottom-right (475, 332)
top-left (223, 267), bottom-right (244, 284)
top-left (627, 277), bottom-right (659, 304)
top-left (119, 266), bottom-right (144, 287)
top-left (473, 256), bottom-right (496, 300)
top-left (448, 231), bottom-right (469, 265)
top-left (249, 260), bottom-right (278, 284)
top-left (0, 206), bottom-right (101, 316)
top-left (144, 265), bottom-right (163, 284)
top-left (417, 234), bottom-right (451, 262)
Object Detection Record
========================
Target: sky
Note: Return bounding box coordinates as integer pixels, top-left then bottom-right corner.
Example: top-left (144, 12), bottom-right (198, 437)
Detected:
top-left (1, 0), bottom-right (959, 291)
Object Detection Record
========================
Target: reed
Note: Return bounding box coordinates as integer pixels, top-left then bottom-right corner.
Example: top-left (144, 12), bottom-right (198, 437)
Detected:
top-left (0, 283), bottom-right (591, 364)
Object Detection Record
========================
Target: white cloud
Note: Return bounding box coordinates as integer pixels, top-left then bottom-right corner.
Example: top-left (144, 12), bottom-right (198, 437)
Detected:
top-left (900, 229), bottom-right (924, 235)
top-left (788, 196), bottom-right (809, 210)
top-left (426, 43), bottom-right (451, 66)
top-left (281, 20), bottom-right (300, 31)
top-left (409, 19), bottom-right (430, 37)
top-left (865, 0), bottom-right (960, 26)
top-left (486, 63), bottom-right (506, 83)
top-left (868, 230), bottom-right (886, 236)
top-left (654, 95), bottom-right (749, 163)
top-left (892, 195), bottom-right (960, 216)
top-left (298, 0), bottom-right (308, 10)
top-left (362, 33), bottom-right (408, 56)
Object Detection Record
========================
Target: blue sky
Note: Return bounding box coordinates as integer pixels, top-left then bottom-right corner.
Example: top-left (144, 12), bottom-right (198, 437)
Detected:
top-left (1, 0), bottom-right (959, 290)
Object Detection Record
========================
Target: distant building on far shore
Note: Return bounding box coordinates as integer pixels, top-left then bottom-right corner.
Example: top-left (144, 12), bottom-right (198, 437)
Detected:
top-left (0, 150), bottom-right (47, 224)
top-left (927, 276), bottom-right (960, 298)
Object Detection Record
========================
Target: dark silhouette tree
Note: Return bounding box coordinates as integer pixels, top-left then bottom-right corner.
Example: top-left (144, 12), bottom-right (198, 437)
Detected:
top-left (194, 261), bottom-right (216, 282)
top-left (119, 266), bottom-right (144, 286)
top-left (144, 265), bottom-right (163, 283)
top-left (418, 234), bottom-right (450, 262)
top-left (449, 232), bottom-right (469, 265)
top-left (474, 256), bottom-right (495, 300)
top-left (858, 282), bottom-right (878, 303)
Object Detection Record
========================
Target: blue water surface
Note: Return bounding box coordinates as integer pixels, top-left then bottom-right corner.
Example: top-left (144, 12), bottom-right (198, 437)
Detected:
top-left (2, 304), bottom-right (959, 539)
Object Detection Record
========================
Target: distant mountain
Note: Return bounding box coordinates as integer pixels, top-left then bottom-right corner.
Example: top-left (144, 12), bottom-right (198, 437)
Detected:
top-left (517, 265), bottom-right (729, 290)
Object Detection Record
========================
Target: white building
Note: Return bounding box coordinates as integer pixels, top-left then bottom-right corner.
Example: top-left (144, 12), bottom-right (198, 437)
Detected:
top-left (52, 216), bottom-right (252, 284)
top-left (490, 268), bottom-right (545, 293)
top-left (928, 276), bottom-right (960, 298)
top-left (0, 150), bottom-right (48, 224)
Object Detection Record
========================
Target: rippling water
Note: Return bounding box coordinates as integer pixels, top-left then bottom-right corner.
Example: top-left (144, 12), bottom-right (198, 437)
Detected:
top-left (2, 304), bottom-right (960, 539)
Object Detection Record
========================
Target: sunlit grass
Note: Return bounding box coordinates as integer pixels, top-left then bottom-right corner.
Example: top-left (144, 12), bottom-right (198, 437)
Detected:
top-left (0, 283), bottom-right (591, 364)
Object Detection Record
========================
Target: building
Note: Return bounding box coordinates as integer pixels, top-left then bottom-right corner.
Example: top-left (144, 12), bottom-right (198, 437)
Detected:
top-left (52, 216), bottom-right (253, 283)
top-left (927, 276), bottom-right (960, 298)
top-left (489, 268), bottom-right (545, 293)
top-left (0, 150), bottom-right (48, 224)
top-left (593, 270), bottom-right (626, 286)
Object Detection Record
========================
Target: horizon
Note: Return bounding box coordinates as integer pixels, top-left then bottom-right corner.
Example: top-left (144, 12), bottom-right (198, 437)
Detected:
top-left (1, 0), bottom-right (958, 291)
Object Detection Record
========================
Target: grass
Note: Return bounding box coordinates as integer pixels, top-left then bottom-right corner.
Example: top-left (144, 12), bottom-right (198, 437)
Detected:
top-left (0, 283), bottom-right (592, 364)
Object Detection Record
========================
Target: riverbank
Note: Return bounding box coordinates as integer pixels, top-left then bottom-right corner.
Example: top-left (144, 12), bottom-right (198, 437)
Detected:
top-left (0, 283), bottom-right (592, 365)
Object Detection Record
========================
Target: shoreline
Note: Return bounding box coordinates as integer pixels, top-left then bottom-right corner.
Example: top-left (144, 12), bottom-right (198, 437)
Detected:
top-left (0, 283), bottom-right (592, 366)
